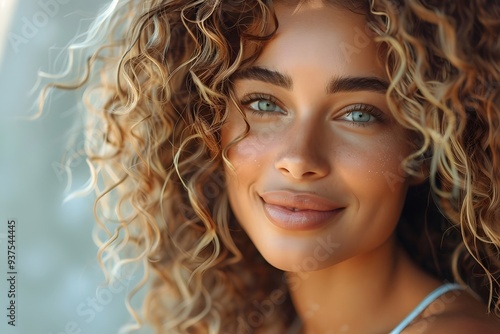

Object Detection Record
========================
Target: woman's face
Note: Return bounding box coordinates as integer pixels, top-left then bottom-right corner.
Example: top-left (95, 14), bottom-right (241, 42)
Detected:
top-left (222, 1), bottom-right (413, 271)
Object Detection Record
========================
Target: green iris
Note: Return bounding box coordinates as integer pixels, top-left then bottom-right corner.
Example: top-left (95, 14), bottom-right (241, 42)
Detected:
top-left (257, 100), bottom-right (278, 112)
top-left (350, 111), bottom-right (372, 122)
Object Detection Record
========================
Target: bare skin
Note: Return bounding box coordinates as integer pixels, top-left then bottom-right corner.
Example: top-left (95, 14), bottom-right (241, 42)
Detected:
top-left (222, 1), bottom-right (500, 333)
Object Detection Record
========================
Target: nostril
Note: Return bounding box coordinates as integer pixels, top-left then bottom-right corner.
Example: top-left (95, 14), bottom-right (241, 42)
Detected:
top-left (276, 164), bottom-right (327, 180)
top-left (275, 152), bottom-right (330, 180)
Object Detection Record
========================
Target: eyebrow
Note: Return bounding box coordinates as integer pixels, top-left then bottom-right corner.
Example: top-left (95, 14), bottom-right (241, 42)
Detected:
top-left (327, 76), bottom-right (389, 94)
top-left (232, 66), bottom-right (389, 94)
top-left (232, 67), bottom-right (293, 90)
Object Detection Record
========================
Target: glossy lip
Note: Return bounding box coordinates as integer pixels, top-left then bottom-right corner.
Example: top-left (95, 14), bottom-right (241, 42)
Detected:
top-left (260, 191), bottom-right (344, 231)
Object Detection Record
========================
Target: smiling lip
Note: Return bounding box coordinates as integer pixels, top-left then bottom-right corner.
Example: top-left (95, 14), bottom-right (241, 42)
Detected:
top-left (260, 191), bottom-right (344, 231)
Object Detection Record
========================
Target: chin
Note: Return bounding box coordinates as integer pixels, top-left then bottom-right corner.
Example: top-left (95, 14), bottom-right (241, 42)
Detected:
top-left (250, 235), bottom-right (343, 273)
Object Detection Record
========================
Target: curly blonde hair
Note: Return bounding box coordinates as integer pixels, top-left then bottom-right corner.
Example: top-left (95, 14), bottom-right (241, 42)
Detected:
top-left (38, 0), bottom-right (500, 332)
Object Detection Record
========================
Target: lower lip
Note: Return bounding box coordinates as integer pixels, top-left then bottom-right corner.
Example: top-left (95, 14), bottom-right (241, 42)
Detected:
top-left (262, 203), bottom-right (342, 231)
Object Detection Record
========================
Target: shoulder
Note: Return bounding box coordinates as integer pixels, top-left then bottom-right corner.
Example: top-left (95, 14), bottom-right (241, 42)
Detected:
top-left (403, 290), bottom-right (500, 334)
top-left (403, 314), bottom-right (500, 334)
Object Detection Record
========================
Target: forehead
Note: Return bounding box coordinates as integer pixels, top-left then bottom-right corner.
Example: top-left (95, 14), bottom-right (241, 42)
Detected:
top-left (250, 2), bottom-right (386, 80)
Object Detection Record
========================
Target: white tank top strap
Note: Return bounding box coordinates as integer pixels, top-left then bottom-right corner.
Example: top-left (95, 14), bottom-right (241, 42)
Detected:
top-left (389, 282), bottom-right (464, 334)
top-left (287, 282), bottom-right (464, 334)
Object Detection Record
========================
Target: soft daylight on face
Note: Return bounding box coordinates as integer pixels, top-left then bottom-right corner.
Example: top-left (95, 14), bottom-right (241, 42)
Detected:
top-left (222, 1), bottom-right (414, 272)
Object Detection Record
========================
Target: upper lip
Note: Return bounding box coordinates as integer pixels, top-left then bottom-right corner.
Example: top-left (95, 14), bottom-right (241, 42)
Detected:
top-left (260, 191), bottom-right (342, 211)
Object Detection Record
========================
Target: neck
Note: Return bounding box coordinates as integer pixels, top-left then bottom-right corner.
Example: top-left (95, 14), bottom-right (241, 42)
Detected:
top-left (286, 236), bottom-right (441, 334)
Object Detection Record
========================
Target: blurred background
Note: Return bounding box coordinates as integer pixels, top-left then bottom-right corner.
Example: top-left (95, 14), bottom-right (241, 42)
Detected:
top-left (0, 1), bottom-right (143, 333)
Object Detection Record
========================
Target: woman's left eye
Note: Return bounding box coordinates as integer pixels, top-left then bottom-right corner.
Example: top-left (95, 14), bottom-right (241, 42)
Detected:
top-left (340, 104), bottom-right (384, 126)
top-left (344, 111), bottom-right (374, 123)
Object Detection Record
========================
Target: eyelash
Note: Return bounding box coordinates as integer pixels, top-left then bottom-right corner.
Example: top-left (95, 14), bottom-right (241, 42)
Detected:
top-left (342, 104), bottom-right (386, 127)
top-left (239, 93), bottom-right (386, 125)
top-left (240, 93), bottom-right (284, 117)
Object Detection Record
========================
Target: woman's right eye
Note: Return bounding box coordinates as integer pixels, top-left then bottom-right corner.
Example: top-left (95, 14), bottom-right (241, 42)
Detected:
top-left (240, 94), bottom-right (286, 116)
top-left (248, 99), bottom-right (284, 113)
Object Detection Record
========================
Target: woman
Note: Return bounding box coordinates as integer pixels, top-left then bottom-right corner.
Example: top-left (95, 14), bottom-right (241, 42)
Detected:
top-left (40, 0), bottom-right (500, 332)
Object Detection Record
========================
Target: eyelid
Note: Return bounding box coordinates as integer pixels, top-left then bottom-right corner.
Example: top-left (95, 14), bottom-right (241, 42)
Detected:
top-left (340, 104), bottom-right (386, 123)
top-left (238, 94), bottom-right (386, 124)
top-left (239, 93), bottom-right (286, 113)
top-left (240, 93), bottom-right (280, 106)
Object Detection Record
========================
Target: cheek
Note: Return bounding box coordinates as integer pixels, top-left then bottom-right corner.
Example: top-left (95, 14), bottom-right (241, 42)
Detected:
top-left (221, 117), bottom-right (267, 205)
top-left (330, 135), bottom-right (410, 258)
top-left (338, 130), bottom-right (410, 190)
top-left (222, 119), bottom-right (281, 172)
top-left (337, 133), bottom-right (411, 238)
top-left (345, 149), bottom-right (406, 191)
top-left (226, 136), bottom-right (266, 169)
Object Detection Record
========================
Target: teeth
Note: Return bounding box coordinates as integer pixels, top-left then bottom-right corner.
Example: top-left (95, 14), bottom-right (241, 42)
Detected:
top-left (286, 207), bottom-right (300, 212)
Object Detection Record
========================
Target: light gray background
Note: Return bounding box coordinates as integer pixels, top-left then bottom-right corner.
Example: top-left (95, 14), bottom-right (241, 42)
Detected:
top-left (1, 1), bottom-right (145, 333)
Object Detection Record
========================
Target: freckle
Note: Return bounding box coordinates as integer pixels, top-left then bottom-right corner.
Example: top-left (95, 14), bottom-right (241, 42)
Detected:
top-left (340, 324), bottom-right (350, 332)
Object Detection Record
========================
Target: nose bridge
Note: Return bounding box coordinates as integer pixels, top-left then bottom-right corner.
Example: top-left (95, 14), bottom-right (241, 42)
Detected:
top-left (275, 113), bottom-right (330, 179)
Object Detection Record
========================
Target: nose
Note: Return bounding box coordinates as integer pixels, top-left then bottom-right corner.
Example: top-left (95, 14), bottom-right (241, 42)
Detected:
top-left (274, 121), bottom-right (330, 180)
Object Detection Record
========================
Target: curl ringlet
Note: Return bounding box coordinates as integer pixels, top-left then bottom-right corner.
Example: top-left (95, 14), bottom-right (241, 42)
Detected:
top-left (37, 0), bottom-right (500, 332)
